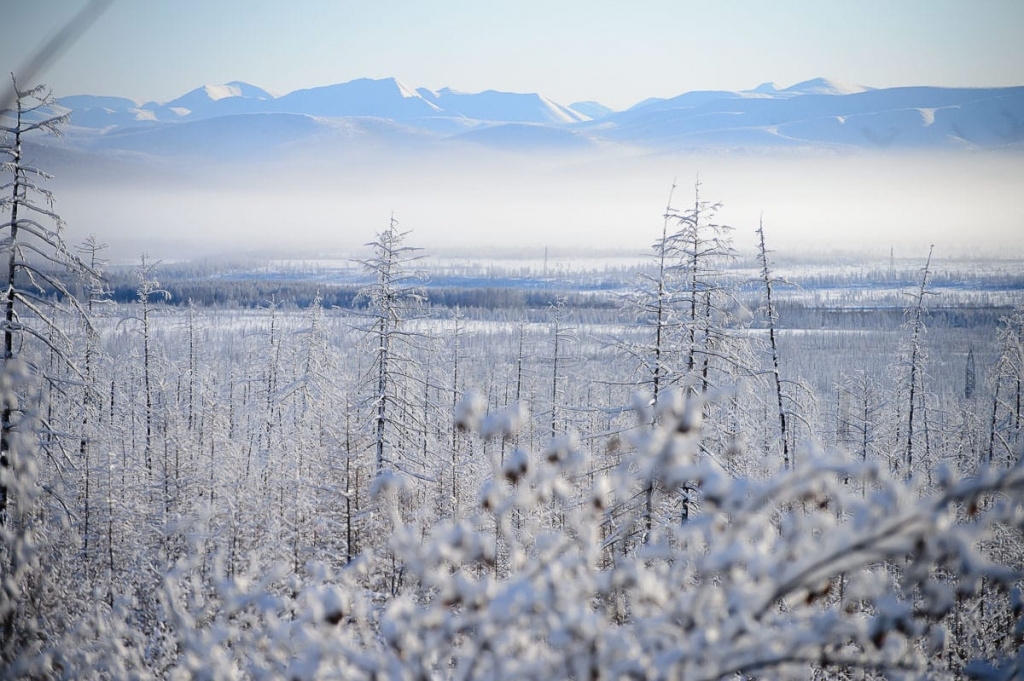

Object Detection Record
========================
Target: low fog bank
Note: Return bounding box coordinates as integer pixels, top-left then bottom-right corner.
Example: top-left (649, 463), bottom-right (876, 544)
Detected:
top-left (45, 145), bottom-right (1023, 261)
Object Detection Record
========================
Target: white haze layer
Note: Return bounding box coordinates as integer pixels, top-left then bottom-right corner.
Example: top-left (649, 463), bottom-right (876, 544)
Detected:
top-left (47, 146), bottom-right (1023, 261)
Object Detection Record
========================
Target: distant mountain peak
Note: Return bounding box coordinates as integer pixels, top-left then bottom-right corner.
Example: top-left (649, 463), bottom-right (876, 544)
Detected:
top-left (201, 84), bottom-right (241, 101)
top-left (274, 78), bottom-right (442, 119)
top-left (782, 78), bottom-right (871, 95)
top-left (164, 82), bottom-right (274, 112)
top-left (222, 81), bottom-right (275, 99)
top-left (360, 76), bottom-right (421, 99)
top-left (412, 85), bottom-right (586, 124)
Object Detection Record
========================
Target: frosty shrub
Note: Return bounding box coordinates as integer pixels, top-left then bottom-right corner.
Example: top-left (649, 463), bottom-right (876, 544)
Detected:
top-left (6, 384), bottom-right (1022, 679)
top-left (356, 394), bottom-right (1024, 680)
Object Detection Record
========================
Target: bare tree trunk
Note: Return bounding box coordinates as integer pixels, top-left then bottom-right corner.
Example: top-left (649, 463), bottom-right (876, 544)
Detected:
top-left (550, 298), bottom-right (565, 438)
top-left (345, 405), bottom-right (354, 565)
top-left (687, 186), bottom-right (700, 376)
top-left (646, 192), bottom-right (672, 536)
top-left (757, 219), bottom-right (791, 470)
top-left (376, 312), bottom-right (388, 474)
top-left (187, 301), bottom-right (196, 436)
top-left (266, 304), bottom-right (280, 466)
top-left (105, 441), bottom-right (115, 607)
top-left (0, 111), bottom-right (22, 523)
top-left (965, 348), bottom-right (976, 400)
top-left (989, 378), bottom-right (1000, 465)
top-left (77, 236), bottom-right (105, 571)
top-left (651, 182), bottom-right (675, 410)
top-left (142, 273), bottom-right (153, 477)
top-left (451, 312), bottom-right (461, 516)
top-left (904, 245), bottom-right (933, 475)
top-left (1015, 378), bottom-right (1021, 438)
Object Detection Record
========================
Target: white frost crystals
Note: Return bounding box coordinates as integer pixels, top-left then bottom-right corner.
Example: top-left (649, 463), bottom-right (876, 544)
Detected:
top-left (3, 354), bottom-right (1023, 678)
top-left (270, 401), bottom-right (1020, 678)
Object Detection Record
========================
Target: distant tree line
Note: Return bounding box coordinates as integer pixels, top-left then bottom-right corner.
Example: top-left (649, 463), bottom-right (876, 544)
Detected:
top-left (766, 301), bottom-right (1015, 330)
top-left (55, 268), bottom-right (621, 313)
top-left (30, 261), bottom-right (1021, 333)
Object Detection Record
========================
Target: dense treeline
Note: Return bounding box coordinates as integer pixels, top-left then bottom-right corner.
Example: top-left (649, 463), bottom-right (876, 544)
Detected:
top-left (85, 269), bottom-right (619, 313)
top-left (69, 261), bottom-right (1023, 333)
top-left (769, 301), bottom-right (1015, 330)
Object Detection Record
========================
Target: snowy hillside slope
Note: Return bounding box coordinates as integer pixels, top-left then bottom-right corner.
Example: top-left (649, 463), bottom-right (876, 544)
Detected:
top-left (77, 112), bottom-right (437, 159)
top-left (593, 81), bottom-right (1024, 150)
top-left (273, 78), bottom-right (442, 120)
top-left (416, 87), bottom-right (587, 124)
top-left (151, 81), bottom-right (275, 120)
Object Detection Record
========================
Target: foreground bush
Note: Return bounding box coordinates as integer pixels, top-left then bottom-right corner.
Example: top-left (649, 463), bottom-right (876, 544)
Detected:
top-left (3, 391), bottom-right (1022, 680)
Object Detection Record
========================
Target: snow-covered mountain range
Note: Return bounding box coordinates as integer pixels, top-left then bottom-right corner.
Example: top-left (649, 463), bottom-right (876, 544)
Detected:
top-left (49, 77), bottom-right (1024, 159)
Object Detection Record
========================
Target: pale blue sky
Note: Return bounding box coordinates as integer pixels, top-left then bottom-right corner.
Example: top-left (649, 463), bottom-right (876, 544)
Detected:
top-left (6, 0), bottom-right (1024, 109)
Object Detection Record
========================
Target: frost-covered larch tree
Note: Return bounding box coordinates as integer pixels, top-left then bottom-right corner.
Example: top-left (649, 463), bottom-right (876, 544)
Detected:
top-left (899, 245), bottom-right (934, 476)
top-left (357, 215), bottom-right (426, 477)
top-left (0, 77), bottom-right (96, 674)
top-left (0, 77), bottom-right (90, 522)
top-left (990, 305), bottom-right (1024, 464)
top-left (757, 216), bottom-right (792, 469)
top-left (618, 182), bottom-right (687, 409)
top-left (666, 177), bottom-right (739, 392)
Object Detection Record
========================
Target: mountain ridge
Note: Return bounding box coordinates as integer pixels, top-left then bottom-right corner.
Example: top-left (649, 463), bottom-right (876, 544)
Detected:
top-left (51, 77), bottom-right (1024, 157)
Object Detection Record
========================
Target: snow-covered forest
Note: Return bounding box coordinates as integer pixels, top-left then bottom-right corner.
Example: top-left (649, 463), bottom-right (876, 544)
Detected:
top-left (3, 81), bottom-right (1024, 680)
